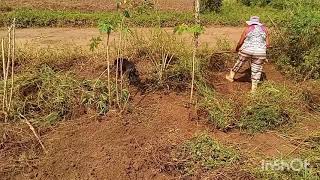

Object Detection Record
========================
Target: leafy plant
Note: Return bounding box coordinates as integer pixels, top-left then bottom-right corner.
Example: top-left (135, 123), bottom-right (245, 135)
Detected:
top-left (272, 8), bottom-right (320, 80)
top-left (81, 80), bottom-right (111, 116)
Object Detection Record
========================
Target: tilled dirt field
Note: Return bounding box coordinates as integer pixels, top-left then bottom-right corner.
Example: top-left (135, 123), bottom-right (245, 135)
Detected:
top-left (1, 26), bottom-right (319, 180)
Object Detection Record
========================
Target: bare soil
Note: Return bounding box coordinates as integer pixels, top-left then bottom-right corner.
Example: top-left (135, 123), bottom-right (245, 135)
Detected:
top-left (0, 26), bottom-right (243, 48)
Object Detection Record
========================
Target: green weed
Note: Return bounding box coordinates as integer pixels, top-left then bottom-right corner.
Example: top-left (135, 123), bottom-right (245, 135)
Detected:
top-left (239, 82), bottom-right (301, 133)
top-left (7, 65), bottom-right (80, 123)
top-left (271, 8), bottom-right (320, 80)
top-left (166, 133), bottom-right (239, 176)
top-left (197, 81), bottom-right (236, 130)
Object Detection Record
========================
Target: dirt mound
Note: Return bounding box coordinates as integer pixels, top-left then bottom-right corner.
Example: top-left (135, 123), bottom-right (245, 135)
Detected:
top-left (13, 90), bottom-right (298, 179)
top-left (26, 93), bottom-right (204, 179)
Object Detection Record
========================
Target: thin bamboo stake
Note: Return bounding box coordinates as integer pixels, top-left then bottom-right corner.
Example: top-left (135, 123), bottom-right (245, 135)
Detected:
top-left (190, 0), bottom-right (200, 104)
top-left (106, 34), bottom-right (111, 105)
top-left (4, 26), bottom-right (12, 113)
top-left (7, 19), bottom-right (15, 117)
top-left (116, 18), bottom-right (124, 108)
top-left (20, 114), bottom-right (47, 154)
top-left (1, 39), bottom-right (6, 114)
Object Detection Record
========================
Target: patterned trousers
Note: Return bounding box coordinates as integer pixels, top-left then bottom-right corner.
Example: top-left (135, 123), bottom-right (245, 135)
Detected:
top-left (232, 52), bottom-right (265, 84)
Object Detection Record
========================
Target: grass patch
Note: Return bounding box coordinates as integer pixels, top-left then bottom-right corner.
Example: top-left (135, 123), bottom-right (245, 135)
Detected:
top-left (159, 133), bottom-right (239, 177)
top-left (128, 28), bottom-right (192, 91)
top-left (239, 82), bottom-right (302, 133)
top-left (7, 65), bottom-right (82, 123)
top-left (197, 81), bottom-right (236, 130)
top-left (1, 65), bottom-right (116, 123)
top-left (300, 81), bottom-right (320, 112)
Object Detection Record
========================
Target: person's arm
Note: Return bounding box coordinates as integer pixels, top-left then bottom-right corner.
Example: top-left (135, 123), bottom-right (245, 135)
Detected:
top-left (236, 26), bottom-right (250, 52)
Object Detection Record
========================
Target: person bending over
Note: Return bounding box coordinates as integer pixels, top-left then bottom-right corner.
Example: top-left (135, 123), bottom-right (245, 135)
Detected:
top-left (226, 16), bottom-right (270, 92)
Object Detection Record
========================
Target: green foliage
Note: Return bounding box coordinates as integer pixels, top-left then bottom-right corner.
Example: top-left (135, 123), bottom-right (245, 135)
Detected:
top-left (300, 81), bottom-right (320, 112)
top-left (174, 24), bottom-right (205, 35)
top-left (272, 9), bottom-right (320, 80)
top-left (240, 104), bottom-right (289, 133)
top-left (0, 3), bottom-right (306, 28)
top-left (128, 28), bottom-right (192, 88)
top-left (81, 80), bottom-right (111, 116)
top-left (98, 20), bottom-right (117, 34)
top-left (172, 133), bottom-right (239, 176)
top-left (197, 81), bottom-right (236, 130)
top-left (200, 0), bottom-right (223, 13)
top-left (240, 0), bottom-right (271, 7)
top-left (239, 82), bottom-right (300, 133)
top-left (8, 66), bottom-right (80, 123)
top-left (89, 36), bottom-right (102, 52)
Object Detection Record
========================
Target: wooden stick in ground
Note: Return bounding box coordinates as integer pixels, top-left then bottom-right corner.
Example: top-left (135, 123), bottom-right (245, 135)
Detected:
top-left (106, 34), bottom-right (111, 105)
top-left (116, 18), bottom-right (124, 108)
top-left (20, 114), bottom-right (47, 154)
top-left (1, 38), bottom-right (6, 114)
top-left (4, 26), bottom-right (12, 113)
top-left (190, 0), bottom-right (200, 104)
top-left (8, 19), bottom-right (16, 117)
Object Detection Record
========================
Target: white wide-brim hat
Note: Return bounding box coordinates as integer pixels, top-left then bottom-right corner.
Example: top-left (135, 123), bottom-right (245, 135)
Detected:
top-left (246, 16), bottom-right (263, 26)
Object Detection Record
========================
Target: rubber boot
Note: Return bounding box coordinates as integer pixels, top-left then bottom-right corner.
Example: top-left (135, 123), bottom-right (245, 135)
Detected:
top-left (251, 82), bottom-right (258, 93)
top-left (226, 70), bottom-right (236, 82)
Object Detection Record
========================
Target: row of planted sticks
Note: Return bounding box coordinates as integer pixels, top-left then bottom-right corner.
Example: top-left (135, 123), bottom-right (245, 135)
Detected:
top-left (1, 19), bottom-right (16, 123)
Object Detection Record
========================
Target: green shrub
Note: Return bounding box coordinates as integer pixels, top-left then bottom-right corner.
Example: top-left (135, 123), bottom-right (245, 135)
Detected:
top-left (128, 28), bottom-right (192, 89)
top-left (81, 80), bottom-right (112, 116)
top-left (301, 81), bottom-right (320, 112)
top-left (239, 82), bottom-right (300, 133)
top-left (200, 0), bottom-right (223, 13)
top-left (240, 104), bottom-right (289, 133)
top-left (272, 9), bottom-right (320, 80)
top-left (2, 65), bottom-right (116, 123)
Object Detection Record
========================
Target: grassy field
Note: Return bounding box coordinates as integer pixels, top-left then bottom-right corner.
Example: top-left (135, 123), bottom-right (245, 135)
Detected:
top-left (3, 0), bottom-right (194, 12)
top-left (0, 0), bottom-right (297, 27)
